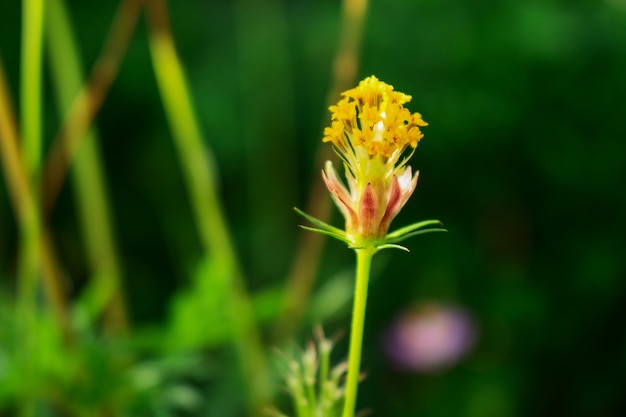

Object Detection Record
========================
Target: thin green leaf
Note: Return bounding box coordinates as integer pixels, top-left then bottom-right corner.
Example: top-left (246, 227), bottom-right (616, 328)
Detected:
top-left (386, 220), bottom-right (444, 240)
top-left (376, 243), bottom-right (410, 252)
top-left (294, 207), bottom-right (347, 238)
top-left (299, 225), bottom-right (351, 244)
top-left (386, 228), bottom-right (448, 244)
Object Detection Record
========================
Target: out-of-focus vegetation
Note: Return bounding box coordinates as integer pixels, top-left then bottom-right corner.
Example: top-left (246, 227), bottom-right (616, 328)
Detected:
top-left (1, 0), bottom-right (626, 416)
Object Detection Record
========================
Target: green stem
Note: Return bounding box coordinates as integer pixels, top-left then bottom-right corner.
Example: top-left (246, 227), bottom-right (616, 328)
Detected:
top-left (342, 247), bottom-right (376, 417)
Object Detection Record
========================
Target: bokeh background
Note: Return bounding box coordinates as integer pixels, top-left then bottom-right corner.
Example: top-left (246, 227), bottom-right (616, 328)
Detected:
top-left (1, 0), bottom-right (626, 416)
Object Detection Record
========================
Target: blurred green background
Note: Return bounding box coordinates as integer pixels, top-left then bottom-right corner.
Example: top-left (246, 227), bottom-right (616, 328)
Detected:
top-left (1, 0), bottom-right (626, 416)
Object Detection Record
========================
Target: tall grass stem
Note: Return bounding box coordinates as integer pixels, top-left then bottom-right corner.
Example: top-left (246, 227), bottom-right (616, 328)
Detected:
top-left (46, 0), bottom-right (129, 332)
top-left (146, 0), bottom-right (270, 414)
top-left (18, 3), bottom-right (45, 413)
top-left (0, 59), bottom-right (69, 336)
top-left (21, 0), bottom-right (44, 175)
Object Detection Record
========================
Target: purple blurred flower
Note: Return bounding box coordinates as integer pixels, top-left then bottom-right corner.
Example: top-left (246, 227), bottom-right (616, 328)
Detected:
top-left (384, 302), bottom-right (477, 373)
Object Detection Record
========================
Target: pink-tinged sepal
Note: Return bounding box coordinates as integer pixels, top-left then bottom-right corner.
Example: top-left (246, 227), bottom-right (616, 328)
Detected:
top-left (322, 161), bottom-right (358, 231)
top-left (399, 166), bottom-right (417, 190)
top-left (378, 175), bottom-right (403, 238)
top-left (397, 167), bottom-right (419, 208)
top-left (358, 182), bottom-right (380, 240)
top-left (378, 168), bottom-right (419, 238)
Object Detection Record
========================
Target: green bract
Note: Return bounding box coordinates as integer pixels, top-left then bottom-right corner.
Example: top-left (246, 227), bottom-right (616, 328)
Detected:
top-left (295, 207), bottom-right (446, 252)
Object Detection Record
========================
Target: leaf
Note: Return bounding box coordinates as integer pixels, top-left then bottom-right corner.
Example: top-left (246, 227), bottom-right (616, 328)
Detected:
top-left (299, 225), bottom-right (351, 245)
top-left (386, 227), bottom-right (448, 244)
top-left (376, 243), bottom-right (410, 252)
top-left (294, 207), bottom-right (350, 243)
top-left (386, 219), bottom-right (445, 241)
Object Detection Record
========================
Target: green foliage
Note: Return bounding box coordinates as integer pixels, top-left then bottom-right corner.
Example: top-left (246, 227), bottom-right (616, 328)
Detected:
top-left (166, 257), bottom-right (283, 350)
top-left (0, 298), bottom-right (209, 416)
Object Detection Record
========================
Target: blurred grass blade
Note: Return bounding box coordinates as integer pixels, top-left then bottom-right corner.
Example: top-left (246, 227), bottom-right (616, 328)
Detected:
top-left (46, 0), bottom-right (130, 332)
top-left (42, 0), bottom-right (145, 212)
top-left (146, 0), bottom-right (270, 414)
top-left (0, 59), bottom-right (69, 332)
top-left (21, 0), bottom-right (44, 176)
top-left (18, 2), bottom-right (45, 410)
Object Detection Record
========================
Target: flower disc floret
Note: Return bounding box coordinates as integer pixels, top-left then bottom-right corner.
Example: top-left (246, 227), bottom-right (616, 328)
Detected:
top-left (323, 75), bottom-right (428, 162)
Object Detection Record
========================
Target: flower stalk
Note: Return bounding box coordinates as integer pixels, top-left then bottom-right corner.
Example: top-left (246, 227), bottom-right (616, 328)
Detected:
top-left (342, 247), bottom-right (375, 417)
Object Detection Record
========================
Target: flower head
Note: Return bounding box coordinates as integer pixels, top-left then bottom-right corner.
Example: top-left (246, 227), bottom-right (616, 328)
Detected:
top-left (322, 76), bottom-right (428, 247)
top-left (295, 76), bottom-right (444, 251)
top-left (323, 75), bottom-right (427, 163)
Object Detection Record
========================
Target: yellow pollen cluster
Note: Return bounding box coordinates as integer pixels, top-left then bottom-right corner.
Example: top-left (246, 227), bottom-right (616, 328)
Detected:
top-left (323, 76), bottom-right (428, 159)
